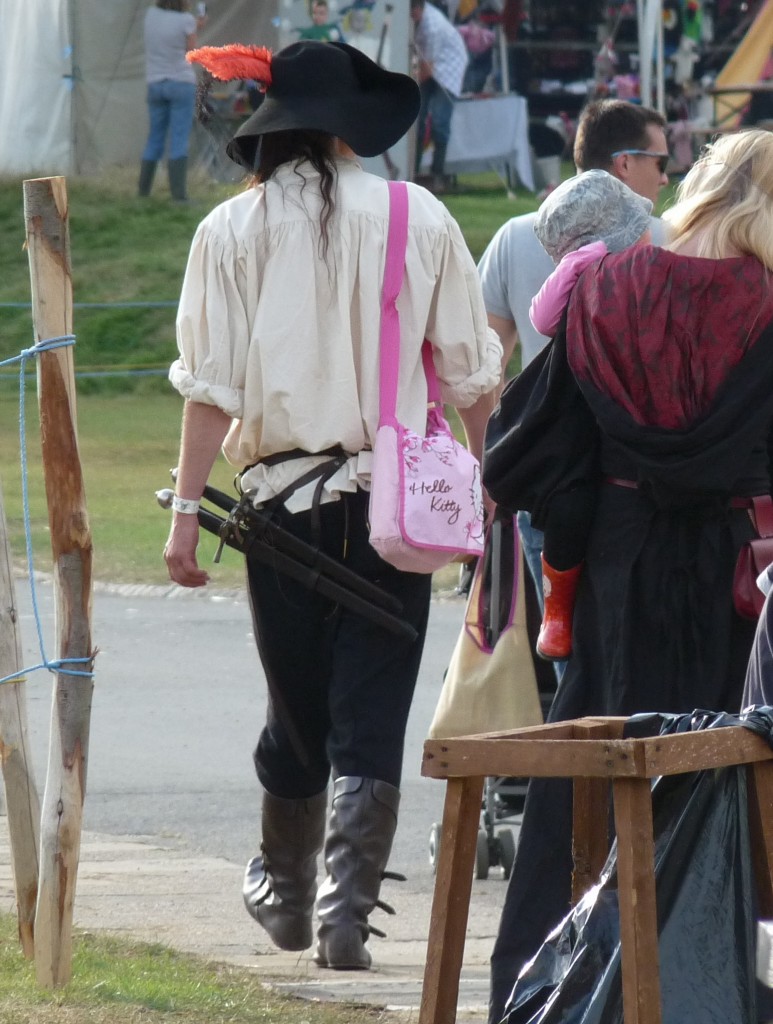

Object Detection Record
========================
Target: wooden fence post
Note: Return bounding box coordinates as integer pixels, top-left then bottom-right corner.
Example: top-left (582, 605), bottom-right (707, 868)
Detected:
top-left (23, 176), bottom-right (95, 988)
top-left (0, 479), bottom-right (41, 958)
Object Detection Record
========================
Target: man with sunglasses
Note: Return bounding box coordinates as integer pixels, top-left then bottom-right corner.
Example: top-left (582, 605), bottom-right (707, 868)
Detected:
top-left (479, 99), bottom-right (670, 1024)
top-left (612, 146), bottom-right (669, 175)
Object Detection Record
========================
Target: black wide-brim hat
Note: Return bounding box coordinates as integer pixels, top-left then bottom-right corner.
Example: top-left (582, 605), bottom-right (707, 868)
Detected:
top-left (226, 41), bottom-right (420, 169)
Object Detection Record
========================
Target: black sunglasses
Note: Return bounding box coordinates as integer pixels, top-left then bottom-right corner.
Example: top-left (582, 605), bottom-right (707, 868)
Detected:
top-left (611, 149), bottom-right (670, 175)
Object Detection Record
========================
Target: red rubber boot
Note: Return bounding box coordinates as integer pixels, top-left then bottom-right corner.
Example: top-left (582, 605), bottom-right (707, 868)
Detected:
top-left (536, 557), bottom-right (583, 661)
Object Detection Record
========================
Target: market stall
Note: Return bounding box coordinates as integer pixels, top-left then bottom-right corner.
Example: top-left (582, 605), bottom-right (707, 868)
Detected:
top-left (444, 93), bottom-right (534, 190)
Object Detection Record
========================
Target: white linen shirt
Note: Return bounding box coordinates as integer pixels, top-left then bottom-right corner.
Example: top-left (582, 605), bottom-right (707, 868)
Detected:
top-left (170, 157), bottom-right (501, 511)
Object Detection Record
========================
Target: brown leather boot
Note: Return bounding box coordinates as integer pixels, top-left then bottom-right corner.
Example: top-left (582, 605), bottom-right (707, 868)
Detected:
top-left (536, 557), bottom-right (583, 661)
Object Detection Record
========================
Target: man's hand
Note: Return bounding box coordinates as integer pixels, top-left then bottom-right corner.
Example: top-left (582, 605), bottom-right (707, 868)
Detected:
top-left (164, 514), bottom-right (210, 588)
top-left (164, 400), bottom-right (232, 587)
top-left (418, 58), bottom-right (433, 82)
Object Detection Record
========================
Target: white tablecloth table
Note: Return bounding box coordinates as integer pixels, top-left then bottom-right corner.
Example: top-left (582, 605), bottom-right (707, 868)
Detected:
top-left (443, 94), bottom-right (534, 191)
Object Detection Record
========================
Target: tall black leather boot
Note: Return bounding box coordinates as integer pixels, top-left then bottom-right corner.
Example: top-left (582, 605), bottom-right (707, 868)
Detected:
top-left (167, 156), bottom-right (189, 202)
top-left (314, 776), bottom-right (401, 970)
top-left (242, 788), bottom-right (327, 951)
top-left (138, 159), bottom-right (157, 197)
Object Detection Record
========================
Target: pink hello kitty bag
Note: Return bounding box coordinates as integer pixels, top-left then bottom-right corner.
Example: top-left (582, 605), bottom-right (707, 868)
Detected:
top-left (368, 181), bottom-right (485, 574)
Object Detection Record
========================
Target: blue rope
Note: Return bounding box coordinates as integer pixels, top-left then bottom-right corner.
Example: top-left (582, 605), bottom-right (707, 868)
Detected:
top-left (0, 335), bottom-right (94, 686)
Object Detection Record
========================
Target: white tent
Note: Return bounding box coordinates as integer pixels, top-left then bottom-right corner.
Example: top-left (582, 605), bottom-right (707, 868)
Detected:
top-left (0, 0), bottom-right (279, 176)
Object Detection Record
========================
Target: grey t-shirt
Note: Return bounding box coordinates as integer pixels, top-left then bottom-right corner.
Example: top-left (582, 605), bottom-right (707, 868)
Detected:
top-left (144, 6), bottom-right (197, 85)
top-left (478, 211), bottom-right (666, 368)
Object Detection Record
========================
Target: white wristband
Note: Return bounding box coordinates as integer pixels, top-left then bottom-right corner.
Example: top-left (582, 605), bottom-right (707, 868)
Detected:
top-left (172, 495), bottom-right (201, 515)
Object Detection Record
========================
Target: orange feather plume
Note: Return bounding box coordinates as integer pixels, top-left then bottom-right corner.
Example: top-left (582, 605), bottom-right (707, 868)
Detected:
top-left (187, 44), bottom-right (273, 87)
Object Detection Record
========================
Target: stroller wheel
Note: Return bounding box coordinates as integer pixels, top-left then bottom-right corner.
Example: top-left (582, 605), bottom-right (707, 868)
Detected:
top-left (475, 829), bottom-right (490, 880)
top-left (498, 828), bottom-right (516, 879)
top-left (428, 822), bottom-right (441, 875)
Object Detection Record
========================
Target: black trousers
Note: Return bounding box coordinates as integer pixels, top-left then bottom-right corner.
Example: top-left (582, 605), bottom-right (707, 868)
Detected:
top-left (246, 489), bottom-right (432, 800)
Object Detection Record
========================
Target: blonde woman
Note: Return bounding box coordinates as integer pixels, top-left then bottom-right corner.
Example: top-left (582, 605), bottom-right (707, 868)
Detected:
top-left (485, 128), bottom-right (773, 1024)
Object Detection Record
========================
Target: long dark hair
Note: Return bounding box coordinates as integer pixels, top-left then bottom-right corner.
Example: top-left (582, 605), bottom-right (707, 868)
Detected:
top-left (253, 130), bottom-right (338, 257)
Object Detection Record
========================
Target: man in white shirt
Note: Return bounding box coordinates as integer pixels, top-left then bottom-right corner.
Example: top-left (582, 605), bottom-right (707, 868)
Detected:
top-left (410, 0), bottom-right (468, 190)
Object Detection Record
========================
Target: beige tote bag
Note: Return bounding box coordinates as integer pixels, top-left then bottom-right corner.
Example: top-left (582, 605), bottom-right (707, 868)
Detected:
top-left (428, 517), bottom-right (543, 740)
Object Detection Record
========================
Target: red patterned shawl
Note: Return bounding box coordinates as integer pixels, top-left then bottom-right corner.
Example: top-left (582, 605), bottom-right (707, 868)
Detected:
top-left (566, 247), bottom-right (773, 429)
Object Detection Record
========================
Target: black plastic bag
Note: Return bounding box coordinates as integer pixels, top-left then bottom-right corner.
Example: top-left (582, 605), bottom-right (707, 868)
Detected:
top-left (502, 708), bottom-right (773, 1024)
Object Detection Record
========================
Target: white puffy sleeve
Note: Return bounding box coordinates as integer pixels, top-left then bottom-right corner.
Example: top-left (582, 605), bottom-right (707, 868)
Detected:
top-left (423, 209), bottom-right (503, 408)
top-left (168, 220), bottom-right (249, 418)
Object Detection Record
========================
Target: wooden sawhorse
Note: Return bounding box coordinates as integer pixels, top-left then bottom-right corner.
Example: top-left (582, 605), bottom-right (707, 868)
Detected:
top-left (418, 716), bottom-right (773, 1024)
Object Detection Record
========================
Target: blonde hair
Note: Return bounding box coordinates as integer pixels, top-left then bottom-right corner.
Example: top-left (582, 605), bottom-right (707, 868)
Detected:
top-left (663, 129), bottom-right (773, 269)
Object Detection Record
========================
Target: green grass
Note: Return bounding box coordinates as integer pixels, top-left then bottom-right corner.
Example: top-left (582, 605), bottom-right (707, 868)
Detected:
top-left (0, 168), bottom-right (241, 394)
top-left (0, 168), bottom-right (534, 384)
top-left (442, 176), bottom-right (546, 260)
top-left (0, 912), bottom-right (399, 1024)
top-left (0, 166), bottom-right (678, 586)
top-left (0, 168), bottom-right (532, 586)
top-left (0, 388), bottom-right (247, 586)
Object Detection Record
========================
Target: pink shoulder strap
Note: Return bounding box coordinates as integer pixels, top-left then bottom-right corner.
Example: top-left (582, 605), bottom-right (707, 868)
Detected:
top-left (379, 181), bottom-right (441, 428)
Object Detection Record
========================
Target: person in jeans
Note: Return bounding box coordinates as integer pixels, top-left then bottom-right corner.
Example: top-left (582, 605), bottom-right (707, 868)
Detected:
top-left (138, 0), bottom-right (205, 202)
top-left (410, 0), bottom-right (468, 192)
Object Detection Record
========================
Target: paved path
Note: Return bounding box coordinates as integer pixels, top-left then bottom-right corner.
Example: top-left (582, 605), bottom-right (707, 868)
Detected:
top-left (1, 580), bottom-right (520, 1021)
top-left (0, 818), bottom-right (507, 1020)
